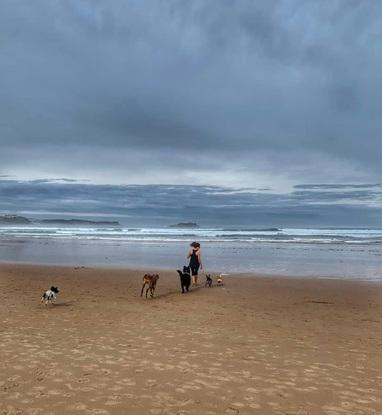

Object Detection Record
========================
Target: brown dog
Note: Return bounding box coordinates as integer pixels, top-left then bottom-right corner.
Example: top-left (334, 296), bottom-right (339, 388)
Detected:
top-left (140, 274), bottom-right (159, 298)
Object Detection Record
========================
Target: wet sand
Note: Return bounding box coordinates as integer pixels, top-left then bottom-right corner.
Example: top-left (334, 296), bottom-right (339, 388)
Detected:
top-left (1, 264), bottom-right (382, 414)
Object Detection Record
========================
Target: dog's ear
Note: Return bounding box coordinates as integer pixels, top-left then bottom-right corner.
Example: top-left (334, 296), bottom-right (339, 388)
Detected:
top-left (50, 286), bottom-right (55, 291)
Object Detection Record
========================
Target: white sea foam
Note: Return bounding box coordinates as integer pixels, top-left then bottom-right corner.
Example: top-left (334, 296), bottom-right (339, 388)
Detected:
top-left (1, 225), bottom-right (382, 244)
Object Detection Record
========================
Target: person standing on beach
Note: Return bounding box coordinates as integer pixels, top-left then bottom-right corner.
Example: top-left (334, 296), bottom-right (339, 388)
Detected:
top-left (188, 242), bottom-right (202, 286)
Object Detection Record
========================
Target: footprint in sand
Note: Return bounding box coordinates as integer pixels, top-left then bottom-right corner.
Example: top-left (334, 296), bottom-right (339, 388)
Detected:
top-left (47, 389), bottom-right (61, 396)
top-left (1, 406), bottom-right (24, 415)
top-left (104, 400), bottom-right (120, 406)
top-left (2, 382), bottom-right (20, 392)
top-left (225, 407), bottom-right (240, 414)
top-left (76, 377), bottom-right (90, 384)
top-left (66, 403), bottom-right (88, 411)
top-left (25, 408), bottom-right (44, 415)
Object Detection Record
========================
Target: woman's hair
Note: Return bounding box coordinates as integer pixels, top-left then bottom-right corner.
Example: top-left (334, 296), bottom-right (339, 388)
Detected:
top-left (190, 241), bottom-right (200, 248)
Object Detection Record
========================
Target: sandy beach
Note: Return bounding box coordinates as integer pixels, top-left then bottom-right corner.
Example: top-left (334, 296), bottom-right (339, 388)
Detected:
top-left (1, 264), bottom-right (382, 415)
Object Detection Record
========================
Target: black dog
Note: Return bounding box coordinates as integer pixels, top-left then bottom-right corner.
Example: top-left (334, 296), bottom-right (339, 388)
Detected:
top-left (205, 274), bottom-right (212, 288)
top-left (177, 266), bottom-right (191, 293)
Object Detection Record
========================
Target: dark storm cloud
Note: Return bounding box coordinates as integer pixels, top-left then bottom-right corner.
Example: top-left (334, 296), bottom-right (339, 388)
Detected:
top-left (1, 180), bottom-right (382, 227)
top-left (0, 0), bottom-right (381, 187)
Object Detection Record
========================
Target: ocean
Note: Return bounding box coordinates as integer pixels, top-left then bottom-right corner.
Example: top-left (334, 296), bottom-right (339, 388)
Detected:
top-left (1, 225), bottom-right (382, 280)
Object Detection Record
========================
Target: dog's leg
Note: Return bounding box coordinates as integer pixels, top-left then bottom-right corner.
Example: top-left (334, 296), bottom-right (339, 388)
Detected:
top-left (177, 271), bottom-right (184, 293)
top-left (140, 282), bottom-right (146, 297)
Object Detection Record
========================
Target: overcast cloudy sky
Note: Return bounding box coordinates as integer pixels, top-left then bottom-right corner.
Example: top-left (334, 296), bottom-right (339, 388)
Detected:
top-left (1, 1), bottom-right (381, 226)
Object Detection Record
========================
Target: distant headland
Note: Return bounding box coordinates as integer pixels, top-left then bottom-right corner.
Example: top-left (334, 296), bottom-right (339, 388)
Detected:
top-left (0, 215), bottom-right (31, 224)
top-left (0, 215), bottom-right (120, 226)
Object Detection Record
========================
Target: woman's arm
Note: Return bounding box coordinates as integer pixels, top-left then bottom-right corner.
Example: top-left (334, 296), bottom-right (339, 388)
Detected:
top-left (197, 250), bottom-right (203, 269)
top-left (187, 249), bottom-right (193, 258)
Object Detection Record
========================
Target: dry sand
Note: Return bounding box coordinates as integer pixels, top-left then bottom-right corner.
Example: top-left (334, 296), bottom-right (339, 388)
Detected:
top-left (1, 264), bottom-right (382, 415)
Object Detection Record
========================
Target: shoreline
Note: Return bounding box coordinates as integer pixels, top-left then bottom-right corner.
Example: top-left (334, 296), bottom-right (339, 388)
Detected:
top-left (1, 263), bottom-right (382, 414)
top-left (1, 260), bottom-right (382, 283)
top-left (1, 235), bottom-right (382, 280)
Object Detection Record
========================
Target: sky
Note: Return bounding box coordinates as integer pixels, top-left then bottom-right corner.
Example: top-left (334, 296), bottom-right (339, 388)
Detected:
top-left (1, 1), bottom-right (382, 226)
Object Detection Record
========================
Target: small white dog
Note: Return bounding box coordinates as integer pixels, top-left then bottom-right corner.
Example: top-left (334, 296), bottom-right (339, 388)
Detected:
top-left (41, 286), bottom-right (59, 305)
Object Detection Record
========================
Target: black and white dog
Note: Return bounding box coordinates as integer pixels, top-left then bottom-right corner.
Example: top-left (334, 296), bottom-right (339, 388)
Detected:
top-left (177, 266), bottom-right (191, 293)
top-left (41, 286), bottom-right (59, 305)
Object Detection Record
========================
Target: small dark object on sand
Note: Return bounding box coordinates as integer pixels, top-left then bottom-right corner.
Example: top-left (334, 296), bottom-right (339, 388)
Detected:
top-left (205, 274), bottom-right (212, 288)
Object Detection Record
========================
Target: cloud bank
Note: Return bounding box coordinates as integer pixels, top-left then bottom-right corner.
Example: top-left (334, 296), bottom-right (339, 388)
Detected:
top-left (1, 180), bottom-right (382, 227)
top-left (0, 0), bottom-right (381, 191)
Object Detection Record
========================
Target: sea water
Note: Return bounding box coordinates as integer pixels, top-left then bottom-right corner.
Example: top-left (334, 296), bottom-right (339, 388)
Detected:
top-left (0, 225), bottom-right (382, 280)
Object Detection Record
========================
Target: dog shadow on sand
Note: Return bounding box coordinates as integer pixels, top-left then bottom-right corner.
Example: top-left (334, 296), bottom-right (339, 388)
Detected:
top-left (141, 282), bottom-right (208, 301)
top-left (39, 301), bottom-right (75, 309)
top-left (51, 301), bottom-right (74, 307)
